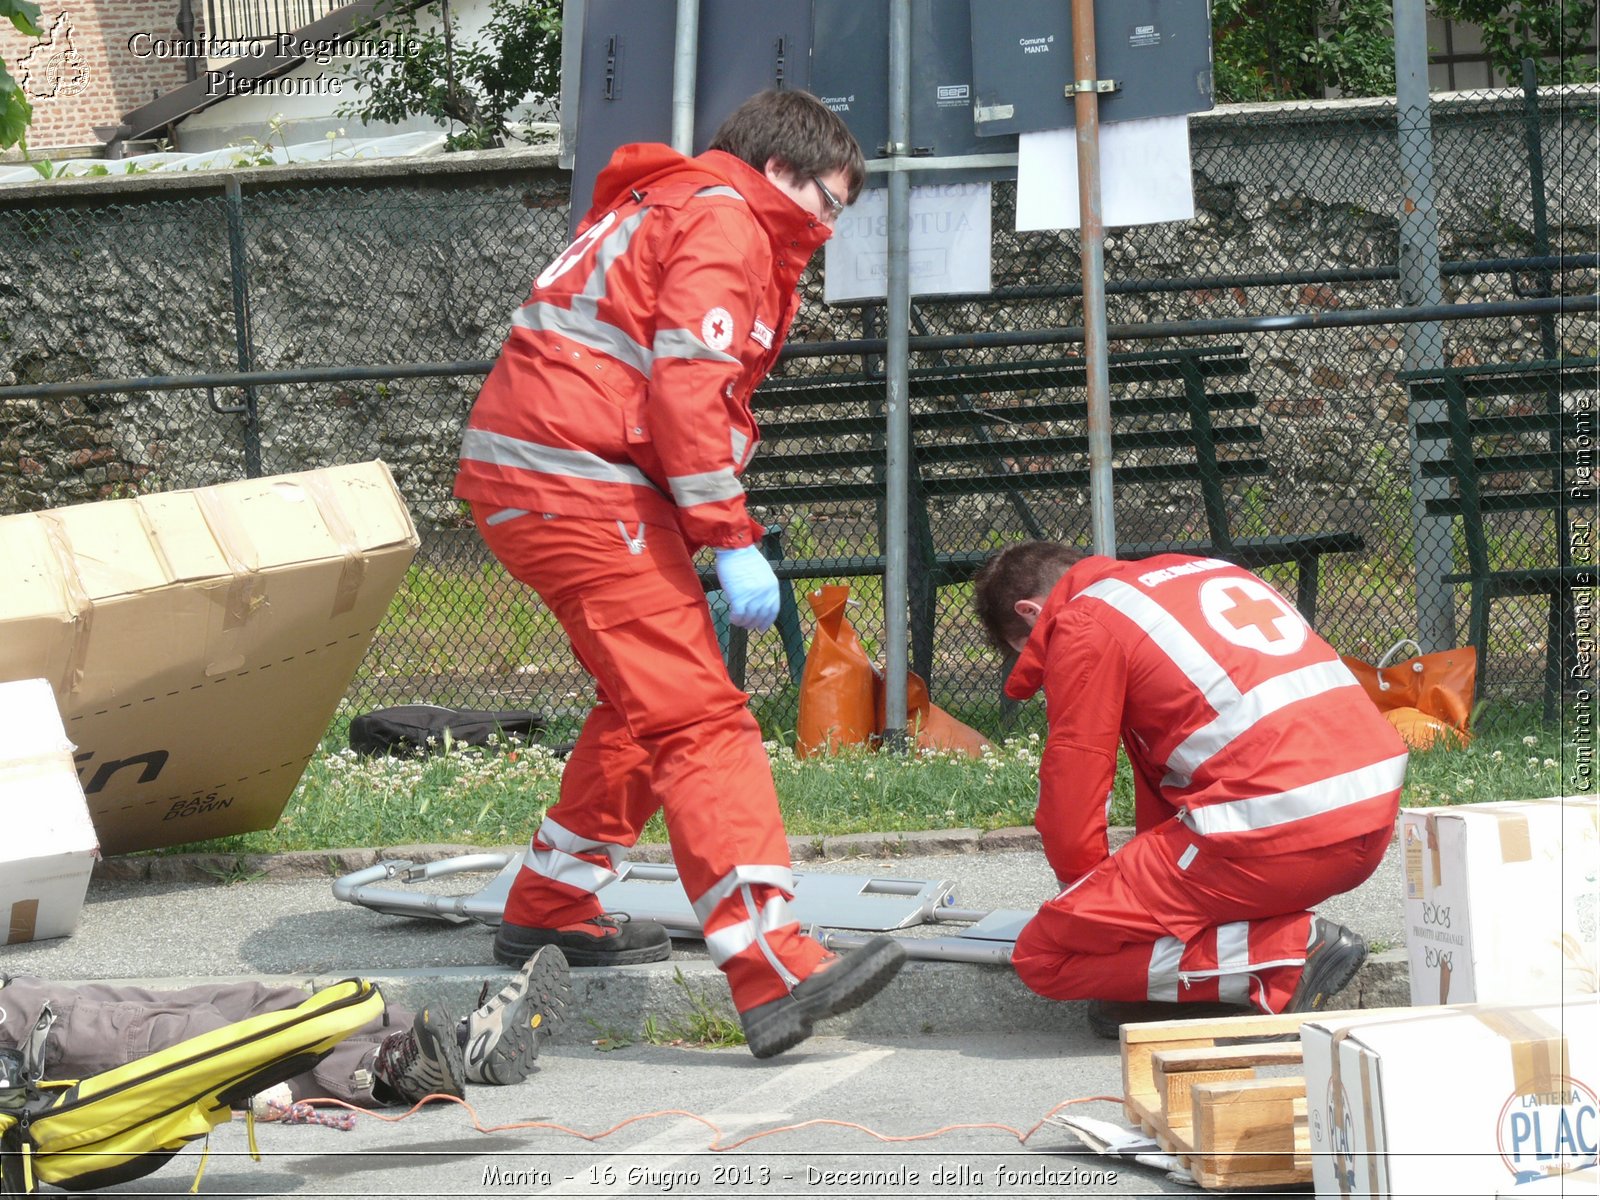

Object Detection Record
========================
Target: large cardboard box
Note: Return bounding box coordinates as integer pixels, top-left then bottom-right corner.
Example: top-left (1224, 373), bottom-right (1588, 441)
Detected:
top-left (0, 462), bottom-right (419, 854)
top-left (1402, 798), bottom-right (1600, 1006)
top-left (0, 677), bottom-right (99, 943)
top-left (1303, 1002), bottom-right (1600, 1199)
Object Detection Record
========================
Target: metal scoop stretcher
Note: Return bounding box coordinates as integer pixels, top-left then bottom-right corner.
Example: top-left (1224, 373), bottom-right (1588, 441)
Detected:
top-left (332, 853), bottom-right (1033, 964)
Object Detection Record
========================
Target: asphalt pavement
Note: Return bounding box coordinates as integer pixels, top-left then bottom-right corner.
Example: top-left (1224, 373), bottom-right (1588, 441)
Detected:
top-left (5, 830), bottom-right (1414, 1198)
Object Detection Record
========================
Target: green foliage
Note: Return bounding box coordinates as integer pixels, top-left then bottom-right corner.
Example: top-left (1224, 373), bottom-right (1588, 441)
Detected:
top-left (1432, 1), bottom-right (1600, 86)
top-left (1212, 0), bottom-right (1395, 102)
top-left (337, 0), bottom-right (561, 151)
top-left (1, 0), bottom-right (42, 152)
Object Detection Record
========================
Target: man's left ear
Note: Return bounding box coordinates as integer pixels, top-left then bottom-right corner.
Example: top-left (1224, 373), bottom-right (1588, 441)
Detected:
top-left (763, 156), bottom-right (794, 185)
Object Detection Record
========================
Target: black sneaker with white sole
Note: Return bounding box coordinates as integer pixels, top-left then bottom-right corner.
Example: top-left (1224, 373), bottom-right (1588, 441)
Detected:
top-left (495, 913), bottom-right (671, 968)
top-left (460, 945), bottom-right (573, 1086)
top-left (1284, 918), bottom-right (1367, 1013)
top-left (739, 937), bottom-right (908, 1060)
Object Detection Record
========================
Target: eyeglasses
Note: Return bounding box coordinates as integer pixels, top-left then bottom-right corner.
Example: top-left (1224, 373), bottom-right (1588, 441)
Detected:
top-left (811, 175), bottom-right (846, 222)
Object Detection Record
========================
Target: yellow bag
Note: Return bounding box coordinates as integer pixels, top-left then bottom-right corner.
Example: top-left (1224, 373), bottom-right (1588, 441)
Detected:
top-left (1, 978), bottom-right (383, 1194)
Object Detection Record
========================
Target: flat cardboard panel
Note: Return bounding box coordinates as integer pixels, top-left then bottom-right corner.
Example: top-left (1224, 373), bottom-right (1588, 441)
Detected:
top-left (1402, 798), bottom-right (1600, 1006)
top-left (1303, 1003), bottom-right (1600, 1198)
top-left (0, 463), bottom-right (420, 855)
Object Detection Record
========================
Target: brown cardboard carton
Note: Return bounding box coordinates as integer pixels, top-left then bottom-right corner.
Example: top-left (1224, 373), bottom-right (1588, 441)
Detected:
top-left (0, 678), bottom-right (99, 943)
top-left (0, 462), bottom-right (419, 854)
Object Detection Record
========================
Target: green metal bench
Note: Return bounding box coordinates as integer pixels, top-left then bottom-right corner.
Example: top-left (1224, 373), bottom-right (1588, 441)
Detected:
top-left (1406, 357), bottom-right (1598, 717)
top-left (708, 345), bottom-right (1365, 688)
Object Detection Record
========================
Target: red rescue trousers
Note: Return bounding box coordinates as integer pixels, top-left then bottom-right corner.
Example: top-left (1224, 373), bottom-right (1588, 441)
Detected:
top-left (474, 509), bottom-right (828, 1012)
top-left (1011, 820), bottom-right (1389, 1012)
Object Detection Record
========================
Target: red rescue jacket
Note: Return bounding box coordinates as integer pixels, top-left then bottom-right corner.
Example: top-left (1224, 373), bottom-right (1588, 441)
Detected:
top-left (454, 144), bottom-right (830, 550)
top-left (1006, 555), bottom-right (1407, 884)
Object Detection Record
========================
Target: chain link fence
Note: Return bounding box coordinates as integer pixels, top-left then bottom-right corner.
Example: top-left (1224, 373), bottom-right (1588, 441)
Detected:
top-left (2, 85), bottom-right (1595, 739)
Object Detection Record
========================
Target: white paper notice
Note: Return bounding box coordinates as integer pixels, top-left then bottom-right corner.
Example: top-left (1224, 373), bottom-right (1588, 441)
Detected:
top-left (824, 181), bottom-right (993, 304)
top-left (1015, 115), bottom-right (1195, 232)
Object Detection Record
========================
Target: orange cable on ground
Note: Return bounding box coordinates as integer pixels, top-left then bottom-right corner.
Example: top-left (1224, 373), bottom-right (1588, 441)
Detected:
top-left (279, 1092), bottom-right (1125, 1152)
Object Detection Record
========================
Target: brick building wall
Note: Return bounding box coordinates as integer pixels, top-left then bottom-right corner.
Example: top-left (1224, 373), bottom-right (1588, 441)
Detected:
top-left (1, 2), bottom-right (194, 151)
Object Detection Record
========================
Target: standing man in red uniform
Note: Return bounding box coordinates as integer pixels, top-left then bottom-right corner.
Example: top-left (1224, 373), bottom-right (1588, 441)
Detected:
top-left (973, 541), bottom-right (1407, 1034)
top-left (455, 91), bottom-right (906, 1059)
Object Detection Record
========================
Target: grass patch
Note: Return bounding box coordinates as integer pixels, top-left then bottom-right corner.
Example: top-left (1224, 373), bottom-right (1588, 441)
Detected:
top-left (145, 699), bottom-right (1569, 860)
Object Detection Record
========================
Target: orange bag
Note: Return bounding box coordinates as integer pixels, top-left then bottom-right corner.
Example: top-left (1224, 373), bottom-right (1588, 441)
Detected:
top-left (795, 585), bottom-right (990, 759)
top-left (795, 585), bottom-right (877, 757)
top-left (1340, 639), bottom-right (1476, 750)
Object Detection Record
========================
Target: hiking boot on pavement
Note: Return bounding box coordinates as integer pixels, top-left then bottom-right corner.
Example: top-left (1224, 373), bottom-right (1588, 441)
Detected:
top-left (739, 936), bottom-right (908, 1060)
top-left (372, 1004), bottom-right (466, 1105)
top-left (460, 946), bottom-right (573, 1085)
top-left (1284, 917), bottom-right (1366, 1013)
top-left (494, 912), bottom-right (671, 968)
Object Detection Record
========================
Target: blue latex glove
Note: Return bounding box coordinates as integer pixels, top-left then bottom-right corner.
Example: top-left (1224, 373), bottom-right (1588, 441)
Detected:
top-left (714, 545), bottom-right (780, 632)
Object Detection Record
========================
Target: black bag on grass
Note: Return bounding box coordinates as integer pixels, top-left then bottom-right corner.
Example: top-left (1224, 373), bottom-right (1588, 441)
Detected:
top-left (348, 705), bottom-right (546, 757)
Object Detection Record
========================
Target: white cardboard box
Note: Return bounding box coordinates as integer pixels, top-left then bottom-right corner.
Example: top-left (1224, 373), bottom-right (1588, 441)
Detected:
top-left (0, 677), bottom-right (99, 944)
top-left (1303, 1001), bottom-right (1600, 1199)
top-left (1402, 798), bottom-right (1600, 1006)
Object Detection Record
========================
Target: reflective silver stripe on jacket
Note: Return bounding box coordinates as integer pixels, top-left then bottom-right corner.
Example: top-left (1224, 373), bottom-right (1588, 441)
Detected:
top-left (484, 507), bottom-right (529, 527)
top-left (461, 428), bottom-right (664, 493)
top-left (1078, 577), bottom-right (1362, 789)
top-left (1179, 753), bottom-right (1410, 837)
top-left (692, 864), bottom-right (796, 923)
top-left (669, 467), bottom-right (745, 507)
top-left (653, 327), bottom-right (739, 365)
top-left (1147, 935), bottom-right (1184, 1002)
top-left (513, 301), bottom-right (655, 375)
top-left (702, 893), bottom-right (795, 966)
top-left (694, 185), bottom-right (746, 201)
top-left (522, 816), bottom-right (624, 895)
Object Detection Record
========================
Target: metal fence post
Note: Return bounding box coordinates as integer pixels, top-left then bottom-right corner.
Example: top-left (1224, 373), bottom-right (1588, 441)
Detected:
top-left (1393, 3), bottom-right (1454, 652)
top-left (223, 177), bottom-right (262, 478)
top-left (671, 0), bottom-right (700, 153)
top-left (1071, 0), bottom-right (1116, 557)
top-left (880, 0), bottom-right (913, 748)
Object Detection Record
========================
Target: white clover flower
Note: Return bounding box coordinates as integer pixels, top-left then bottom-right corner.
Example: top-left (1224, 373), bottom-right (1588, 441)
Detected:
top-left (1491, 750), bottom-right (1503, 761)
top-left (1543, 758), bottom-right (1557, 769)
top-left (1523, 735), bottom-right (1539, 747)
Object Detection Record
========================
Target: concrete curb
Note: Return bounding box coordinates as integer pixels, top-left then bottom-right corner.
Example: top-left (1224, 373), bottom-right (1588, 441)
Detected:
top-left (88, 950), bottom-right (1412, 1048)
top-left (93, 826), bottom-right (1142, 883)
top-left (93, 832), bottom-right (1152, 889)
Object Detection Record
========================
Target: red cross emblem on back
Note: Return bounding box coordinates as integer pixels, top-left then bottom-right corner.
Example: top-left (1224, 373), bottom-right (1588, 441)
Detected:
top-left (1220, 587), bottom-right (1289, 642)
top-left (1197, 575), bottom-right (1308, 657)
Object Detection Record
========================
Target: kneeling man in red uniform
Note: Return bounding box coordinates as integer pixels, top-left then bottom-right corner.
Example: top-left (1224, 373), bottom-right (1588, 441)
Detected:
top-left (973, 542), bottom-right (1408, 1035)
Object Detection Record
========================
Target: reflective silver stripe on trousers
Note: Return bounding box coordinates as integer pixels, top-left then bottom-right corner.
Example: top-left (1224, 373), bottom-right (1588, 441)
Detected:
top-left (1215, 922), bottom-right (1253, 1005)
top-left (1147, 935), bottom-right (1184, 1003)
top-left (522, 815), bottom-right (624, 895)
top-left (484, 507), bottom-right (529, 527)
top-left (668, 467), bottom-right (745, 507)
top-left (702, 892), bottom-right (795, 966)
top-left (693, 864), bottom-right (796, 923)
top-left (461, 428), bottom-right (664, 494)
top-left (1180, 752), bottom-right (1410, 837)
top-left (1079, 578), bottom-right (1366, 794)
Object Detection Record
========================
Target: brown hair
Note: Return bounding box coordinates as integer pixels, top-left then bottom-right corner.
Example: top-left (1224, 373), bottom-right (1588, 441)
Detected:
top-left (972, 541), bottom-right (1084, 651)
top-left (708, 90), bottom-right (867, 203)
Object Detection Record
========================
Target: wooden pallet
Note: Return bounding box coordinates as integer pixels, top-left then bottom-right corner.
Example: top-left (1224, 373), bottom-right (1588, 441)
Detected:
top-left (1119, 1007), bottom-right (1391, 1191)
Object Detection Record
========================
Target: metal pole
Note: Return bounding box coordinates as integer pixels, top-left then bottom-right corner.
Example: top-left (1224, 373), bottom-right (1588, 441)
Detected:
top-left (223, 177), bottom-right (262, 478)
top-left (1071, 0), bottom-right (1116, 556)
top-left (1393, 2), bottom-right (1455, 653)
top-left (670, 0), bottom-right (700, 154)
top-left (881, 0), bottom-right (913, 749)
top-left (1522, 60), bottom-right (1558, 362)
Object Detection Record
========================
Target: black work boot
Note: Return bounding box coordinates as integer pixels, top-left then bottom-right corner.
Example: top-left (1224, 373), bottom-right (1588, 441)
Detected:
top-left (1284, 918), bottom-right (1366, 1013)
top-left (494, 913), bottom-right (671, 968)
top-left (739, 936), bottom-right (908, 1060)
